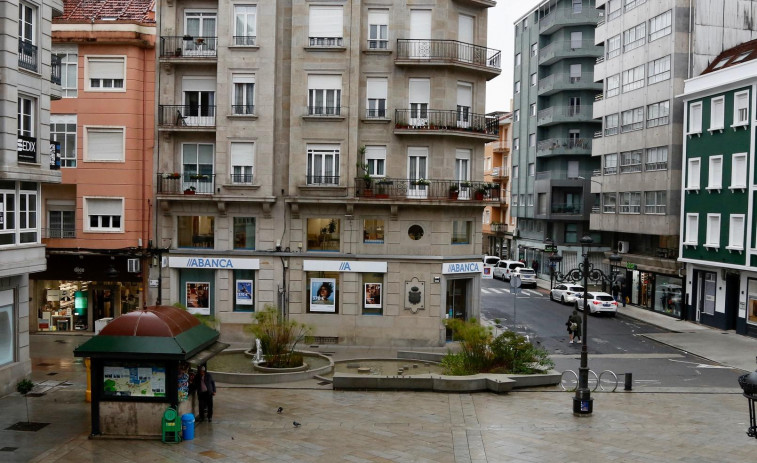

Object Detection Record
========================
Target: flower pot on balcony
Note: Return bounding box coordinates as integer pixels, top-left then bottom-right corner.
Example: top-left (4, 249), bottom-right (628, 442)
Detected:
top-left (184, 189), bottom-right (196, 195)
top-left (449, 191), bottom-right (459, 200)
top-left (362, 188), bottom-right (374, 197)
top-left (474, 192), bottom-right (485, 200)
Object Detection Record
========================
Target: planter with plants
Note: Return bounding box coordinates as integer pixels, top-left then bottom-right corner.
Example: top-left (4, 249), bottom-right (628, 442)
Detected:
top-left (163, 172), bottom-right (181, 179)
top-left (356, 146), bottom-right (373, 197)
top-left (411, 178), bottom-right (431, 186)
top-left (448, 184), bottom-right (459, 199)
top-left (474, 186), bottom-right (487, 200)
top-left (184, 186), bottom-right (197, 195)
top-left (189, 174), bottom-right (208, 180)
top-left (376, 179), bottom-right (392, 198)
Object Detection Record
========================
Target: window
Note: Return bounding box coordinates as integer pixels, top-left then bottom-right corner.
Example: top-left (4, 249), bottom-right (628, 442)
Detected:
top-left (512, 194), bottom-right (518, 206)
top-left (620, 107), bottom-right (644, 132)
top-left (625, 0), bottom-right (647, 11)
top-left (570, 32), bottom-right (583, 49)
top-left (0, 185), bottom-right (17, 246)
top-left (564, 223), bottom-right (578, 243)
top-left (607, 0), bottom-right (622, 21)
top-left (530, 104), bottom-right (536, 116)
top-left (688, 102), bottom-right (702, 134)
top-left (607, 35), bottom-right (621, 59)
top-left (733, 91), bottom-right (749, 127)
top-left (232, 74), bottom-right (255, 115)
top-left (528, 163), bottom-right (535, 176)
top-left (529, 133), bottom-right (536, 147)
top-left (50, 115), bottom-right (77, 167)
top-left (362, 273), bottom-right (384, 315)
top-left (709, 96), bottom-right (724, 130)
top-left (531, 73), bottom-right (537, 86)
top-left (177, 216), bottom-right (214, 248)
top-left (484, 157), bottom-right (492, 172)
top-left (182, 143), bottom-right (214, 193)
top-left (54, 47), bottom-right (78, 97)
top-left (366, 78), bottom-right (387, 118)
top-left (623, 22), bottom-right (646, 52)
top-left (530, 43), bottom-right (538, 57)
top-left (307, 218), bottom-right (340, 251)
top-left (513, 165), bottom-right (519, 178)
top-left (646, 146), bottom-right (668, 171)
top-left (85, 198), bottom-right (123, 232)
top-left (620, 150), bottom-right (642, 173)
top-left (233, 5), bottom-right (257, 45)
top-left (527, 194), bottom-right (534, 206)
top-left (85, 127), bottom-right (124, 162)
top-left (234, 270), bottom-right (255, 312)
top-left (182, 77), bottom-right (216, 123)
top-left (619, 192), bottom-right (641, 213)
top-left (570, 64), bottom-right (582, 83)
top-left (233, 217), bottom-right (255, 249)
top-left (602, 193), bottom-right (616, 213)
top-left (185, 11), bottom-right (217, 55)
top-left (705, 214), bottom-right (721, 248)
top-left (644, 191), bottom-right (666, 214)
top-left (86, 56), bottom-right (125, 91)
top-left (622, 65), bottom-right (644, 93)
top-left (606, 74), bottom-right (620, 98)
top-left (647, 100), bottom-right (670, 128)
top-left (684, 214), bottom-right (699, 245)
top-left (648, 55), bottom-right (671, 84)
top-left (605, 114), bottom-right (619, 136)
top-left (687, 158), bottom-right (701, 190)
top-left (515, 53), bottom-right (521, 67)
top-left (513, 138), bottom-right (519, 151)
top-left (363, 219), bottom-right (384, 244)
top-left (707, 155), bottom-right (723, 190)
top-left (17, 95), bottom-right (36, 162)
top-left (364, 146), bottom-right (386, 177)
top-left (514, 109), bottom-right (520, 122)
top-left (0, 291), bottom-right (14, 366)
top-left (523, 18), bottom-right (528, 29)
top-left (18, 183), bottom-right (38, 243)
top-left (48, 209), bottom-right (75, 238)
top-left (604, 153), bottom-right (618, 174)
top-left (572, 0), bottom-right (583, 13)
top-left (230, 142), bottom-right (254, 183)
top-left (18, 2), bottom-right (36, 72)
top-left (307, 144), bottom-right (340, 185)
top-left (367, 9), bottom-right (388, 49)
top-left (649, 11), bottom-right (672, 42)
top-left (483, 209), bottom-right (491, 224)
top-left (451, 221), bottom-right (472, 244)
top-left (409, 78), bottom-right (429, 126)
top-left (308, 75), bottom-right (341, 115)
top-left (731, 153), bottom-right (747, 189)
top-left (728, 215), bottom-right (745, 250)
top-left (309, 6), bottom-right (343, 47)
top-left (514, 81), bottom-right (521, 94)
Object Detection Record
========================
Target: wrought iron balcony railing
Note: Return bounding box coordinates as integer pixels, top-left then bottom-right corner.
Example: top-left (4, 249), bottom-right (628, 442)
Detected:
top-left (230, 173), bottom-right (254, 184)
top-left (51, 53), bottom-right (62, 84)
top-left (18, 40), bottom-right (38, 72)
top-left (395, 109), bottom-right (498, 136)
top-left (233, 36), bottom-right (256, 46)
top-left (43, 228), bottom-right (76, 239)
top-left (307, 106), bottom-right (344, 117)
top-left (551, 203), bottom-right (583, 214)
top-left (490, 222), bottom-right (508, 234)
top-left (231, 105), bottom-right (255, 116)
top-left (158, 105), bottom-right (217, 128)
top-left (157, 173), bottom-right (216, 194)
top-left (396, 39), bottom-right (501, 71)
top-left (160, 36), bottom-right (218, 58)
top-left (355, 177), bottom-right (500, 201)
top-left (307, 175), bottom-right (340, 185)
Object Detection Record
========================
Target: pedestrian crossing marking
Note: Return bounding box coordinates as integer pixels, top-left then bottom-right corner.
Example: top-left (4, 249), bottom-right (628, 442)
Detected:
top-left (482, 288), bottom-right (543, 297)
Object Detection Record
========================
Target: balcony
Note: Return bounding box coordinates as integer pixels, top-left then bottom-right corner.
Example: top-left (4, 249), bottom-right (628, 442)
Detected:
top-left (157, 173), bottom-right (216, 195)
top-left (395, 39), bottom-right (501, 80)
top-left (354, 178), bottom-right (501, 202)
top-left (158, 105), bottom-right (216, 129)
top-left (50, 53), bottom-right (62, 100)
top-left (18, 40), bottom-right (38, 72)
top-left (539, 7), bottom-right (602, 34)
top-left (490, 167), bottom-right (510, 181)
top-left (537, 72), bottom-right (602, 96)
top-left (159, 36), bottom-right (218, 60)
top-left (394, 109), bottom-right (498, 139)
top-left (457, 0), bottom-right (496, 7)
top-left (536, 138), bottom-right (592, 157)
top-left (307, 175), bottom-right (340, 186)
top-left (551, 203), bottom-right (583, 215)
top-left (537, 105), bottom-right (598, 127)
top-left (491, 140), bottom-right (511, 153)
top-left (42, 228), bottom-right (76, 239)
top-left (538, 40), bottom-right (603, 66)
top-left (490, 222), bottom-right (508, 234)
top-left (231, 105), bottom-right (255, 116)
top-left (303, 106), bottom-right (347, 121)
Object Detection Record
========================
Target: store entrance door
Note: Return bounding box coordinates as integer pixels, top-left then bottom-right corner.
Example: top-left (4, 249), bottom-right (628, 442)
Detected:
top-left (445, 278), bottom-right (469, 341)
top-left (92, 286), bottom-right (118, 329)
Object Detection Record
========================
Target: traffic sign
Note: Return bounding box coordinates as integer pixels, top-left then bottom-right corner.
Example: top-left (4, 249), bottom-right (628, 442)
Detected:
top-left (511, 275), bottom-right (522, 288)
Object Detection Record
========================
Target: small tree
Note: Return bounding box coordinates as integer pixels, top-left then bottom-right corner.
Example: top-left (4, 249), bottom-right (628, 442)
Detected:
top-left (244, 305), bottom-right (313, 368)
top-left (16, 378), bottom-right (34, 423)
top-left (173, 302), bottom-right (218, 329)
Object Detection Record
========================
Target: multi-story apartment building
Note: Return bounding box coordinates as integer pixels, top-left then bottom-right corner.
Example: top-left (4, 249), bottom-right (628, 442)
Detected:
top-left (512, 0), bottom-right (604, 275)
top-left (591, 0), bottom-right (756, 316)
top-left (27, 1), bottom-right (156, 335)
top-left (483, 112), bottom-right (512, 258)
top-left (155, 0), bottom-right (500, 346)
top-left (681, 41), bottom-right (757, 338)
top-left (1, 0), bottom-right (63, 396)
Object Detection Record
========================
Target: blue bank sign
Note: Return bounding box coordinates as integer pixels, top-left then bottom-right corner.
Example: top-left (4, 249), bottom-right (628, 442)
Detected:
top-left (442, 262), bottom-right (482, 275)
top-left (168, 256), bottom-right (260, 270)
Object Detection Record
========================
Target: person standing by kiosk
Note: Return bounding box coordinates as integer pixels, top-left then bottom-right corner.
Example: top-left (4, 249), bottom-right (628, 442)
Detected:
top-left (193, 365), bottom-right (216, 422)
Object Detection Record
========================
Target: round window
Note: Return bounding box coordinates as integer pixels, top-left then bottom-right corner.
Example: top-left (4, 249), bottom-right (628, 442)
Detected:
top-left (408, 225), bottom-right (424, 240)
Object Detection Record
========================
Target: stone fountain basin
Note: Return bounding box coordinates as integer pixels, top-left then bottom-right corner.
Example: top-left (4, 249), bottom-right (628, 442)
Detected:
top-left (208, 349), bottom-right (333, 385)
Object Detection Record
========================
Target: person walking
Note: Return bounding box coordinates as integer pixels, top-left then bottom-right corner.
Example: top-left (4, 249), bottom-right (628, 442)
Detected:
top-left (193, 365), bottom-right (216, 422)
top-left (566, 310), bottom-right (582, 344)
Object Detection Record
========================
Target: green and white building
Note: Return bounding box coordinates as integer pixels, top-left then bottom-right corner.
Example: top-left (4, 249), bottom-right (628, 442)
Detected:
top-left (680, 40), bottom-right (757, 338)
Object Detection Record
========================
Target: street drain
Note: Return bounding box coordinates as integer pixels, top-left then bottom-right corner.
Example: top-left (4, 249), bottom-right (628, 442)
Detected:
top-left (36, 363), bottom-right (54, 367)
top-left (47, 372), bottom-right (58, 376)
top-left (54, 340), bottom-right (67, 344)
top-left (26, 392), bottom-right (46, 397)
top-left (317, 381), bottom-right (330, 386)
top-left (0, 447), bottom-right (18, 452)
top-left (6, 422), bottom-right (49, 432)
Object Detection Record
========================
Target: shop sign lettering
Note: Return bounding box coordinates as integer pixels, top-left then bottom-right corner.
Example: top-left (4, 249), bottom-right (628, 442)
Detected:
top-left (186, 258), bottom-right (234, 268)
top-left (442, 262), bottom-right (482, 274)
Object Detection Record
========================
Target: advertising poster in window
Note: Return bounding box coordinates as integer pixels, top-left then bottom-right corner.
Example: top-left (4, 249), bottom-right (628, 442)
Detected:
top-left (103, 365), bottom-right (166, 397)
top-left (236, 279), bottom-right (253, 305)
top-left (748, 279), bottom-right (757, 325)
top-left (310, 278), bottom-right (336, 312)
top-left (186, 282), bottom-right (210, 315)
top-left (364, 283), bottom-right (382, 309)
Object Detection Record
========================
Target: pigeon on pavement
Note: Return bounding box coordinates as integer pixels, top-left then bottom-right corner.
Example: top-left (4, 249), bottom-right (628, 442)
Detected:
top-left (277, 407), bottom-right (283, 414)
top-left (293, 421), bottom-right (301, 428)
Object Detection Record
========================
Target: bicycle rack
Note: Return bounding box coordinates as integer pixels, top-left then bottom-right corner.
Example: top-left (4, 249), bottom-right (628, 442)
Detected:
top-left (561, 369), bottom-right (619, 392)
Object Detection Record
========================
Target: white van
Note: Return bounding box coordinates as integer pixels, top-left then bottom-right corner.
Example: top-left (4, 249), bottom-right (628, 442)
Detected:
top-left (493, 260), bottom-right (525, 281)
top-left (483, 255), bottom-right (500, 268)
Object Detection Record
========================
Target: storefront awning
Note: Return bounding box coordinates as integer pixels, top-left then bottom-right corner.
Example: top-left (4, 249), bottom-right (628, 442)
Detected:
top-left (186, 341), bottom-right (230, 366)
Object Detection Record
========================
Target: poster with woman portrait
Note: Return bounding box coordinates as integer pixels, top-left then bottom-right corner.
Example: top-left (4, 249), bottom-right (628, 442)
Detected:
top-left (186, 282), bottom-right (210, 315)
top-left (364, 283), bottom-right (382, 309)
top-left (310, 278), bottom-right (336, 313)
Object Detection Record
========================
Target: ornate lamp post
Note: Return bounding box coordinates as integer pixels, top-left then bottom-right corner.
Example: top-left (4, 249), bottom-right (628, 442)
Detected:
top-left (738, 356), bottom-right (757, 439)
top-left (544, 238), bottom-right (560, 290)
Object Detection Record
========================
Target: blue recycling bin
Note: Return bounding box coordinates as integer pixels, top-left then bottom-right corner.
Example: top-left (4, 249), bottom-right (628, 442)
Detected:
top-left (181, 413), bottom-right (195, 441)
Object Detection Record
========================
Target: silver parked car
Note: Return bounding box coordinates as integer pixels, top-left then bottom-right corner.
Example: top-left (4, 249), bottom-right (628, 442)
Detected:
top-left (550, 284), bottom-right (585, 305)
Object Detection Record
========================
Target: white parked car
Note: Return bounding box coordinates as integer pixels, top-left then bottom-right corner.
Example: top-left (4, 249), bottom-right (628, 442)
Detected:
top-left (493, 260), bottom-right (525, 281)
top-left (511, 267), bottom-right (537, 287)
top-left (574, 291), bottom-right (618, 316)
top-left (550, 284), bottom-right (585, 304)
top-left (483, 255), bottom-right (500, 268)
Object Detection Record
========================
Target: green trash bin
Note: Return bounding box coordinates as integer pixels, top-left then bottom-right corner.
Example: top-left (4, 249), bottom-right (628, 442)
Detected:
top-left (161, 407), bottom-right (181, 443)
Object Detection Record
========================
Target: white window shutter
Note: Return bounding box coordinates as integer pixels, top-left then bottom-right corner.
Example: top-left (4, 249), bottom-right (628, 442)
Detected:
top-left (309, 6), bottom-right (343, 38)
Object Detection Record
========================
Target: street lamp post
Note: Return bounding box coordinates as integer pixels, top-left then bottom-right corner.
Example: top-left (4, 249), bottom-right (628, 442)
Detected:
top-left (575, 235), bottom-right (593, 415)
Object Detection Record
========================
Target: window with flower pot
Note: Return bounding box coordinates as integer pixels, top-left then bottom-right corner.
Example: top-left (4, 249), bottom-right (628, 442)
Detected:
top-left (177, 216), bottom-right (215, 248)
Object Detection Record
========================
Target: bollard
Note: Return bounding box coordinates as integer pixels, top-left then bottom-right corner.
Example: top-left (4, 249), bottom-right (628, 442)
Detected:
top-left (624, 372), bottom-right (633, 391)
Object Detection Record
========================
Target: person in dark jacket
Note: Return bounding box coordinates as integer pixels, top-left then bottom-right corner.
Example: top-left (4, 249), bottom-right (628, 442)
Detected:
top-left (193, 365), bottom-right (216, 422)
top-left (566, 310), bottom-right (582, 344)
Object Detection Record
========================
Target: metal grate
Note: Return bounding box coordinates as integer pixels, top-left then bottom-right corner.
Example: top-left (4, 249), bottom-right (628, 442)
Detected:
top-left (6, 422), bottom-right (49, 432)
top-left (0, 447), bottom-right (19, 452)
top-left (312, 336), bottom-right (338, 344)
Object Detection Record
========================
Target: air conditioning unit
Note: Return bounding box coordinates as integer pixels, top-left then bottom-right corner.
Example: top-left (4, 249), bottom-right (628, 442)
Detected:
top-left (618, 241), bottom-right (630, 254)
top-left (127, 258), bottom-right (141, 273)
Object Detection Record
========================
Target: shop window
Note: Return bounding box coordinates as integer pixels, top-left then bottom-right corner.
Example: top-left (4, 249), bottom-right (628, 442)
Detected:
top-left (233, 270), bottom-right (254, 312)
top-left (363, 219), bottom-right (384, 244)
top-left (362, 273), bottom-right (383, 315)
top-left (180, 269), bottom-right (214, 315)
top-left (700, 272), bottom-right (716, 316)
top-left (306, 218), bottom-right (340, 251)
top-left (306, 272), bottom-right (339, 313)
top-left (233, 217), bottom-right (255, 249)
top-left (451, 220), bottom-right (471, 244)
top-left (177, 216), bottom-right (215, 248)
top-left (0, 290), bottom-right (13, 366)
top-left (747, 279), bottom-right (757, 325)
